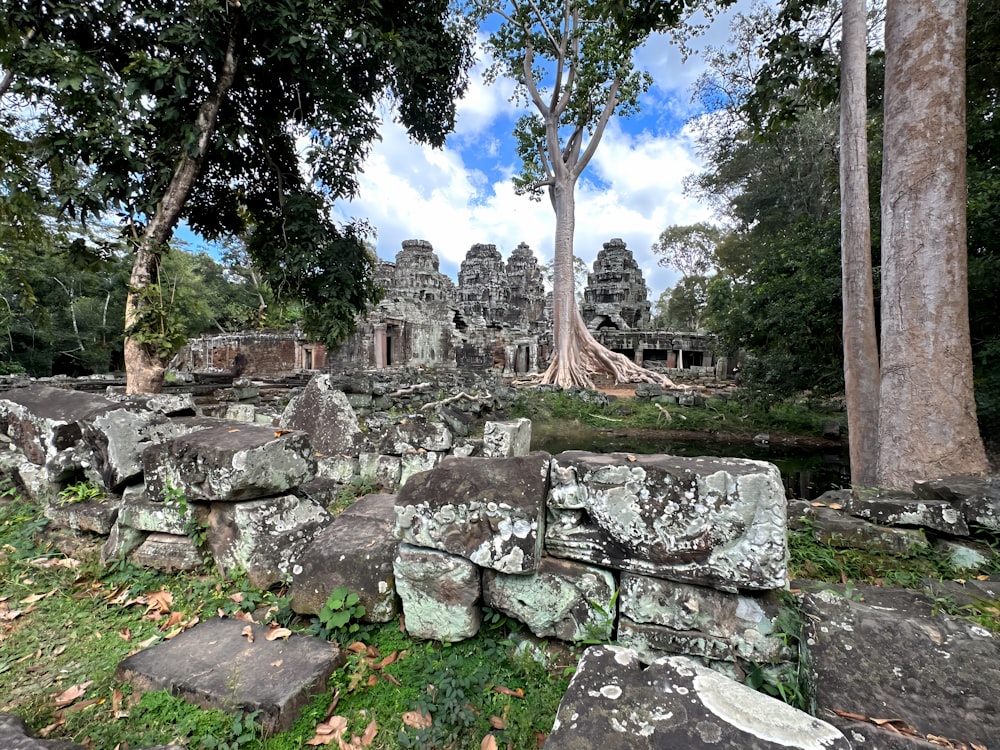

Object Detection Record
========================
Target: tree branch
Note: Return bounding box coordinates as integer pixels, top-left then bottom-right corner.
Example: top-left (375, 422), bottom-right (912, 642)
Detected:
top-left (574, 78), bottom-right (619, 176)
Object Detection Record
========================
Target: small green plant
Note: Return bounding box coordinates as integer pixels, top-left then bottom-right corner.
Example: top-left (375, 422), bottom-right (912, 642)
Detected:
top-left (313, 587), bottom-right (366, 640)
top-left (741, 593), bottom-right (812, 713)
top-left (578, 587), bottom-right (620, 645)
top-left (161, 481), bottom-right (211, 565)
top-left (199, 710), bottom-right (261, 749)
top-left (57, 480), bottom-right (103, 505)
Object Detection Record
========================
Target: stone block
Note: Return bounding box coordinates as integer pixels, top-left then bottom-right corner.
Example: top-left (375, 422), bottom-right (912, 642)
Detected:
top-left (791, 501), bottom-right (930, 554)
top-left (394, 543), bottom-right (481, 641)
top-left (932, 538), bottom-right (995, 572)
top-left (482, 418), bottom-right (532, 458)
top-left (224, 404), bottom-right (256, 422)
top-left (546, 452), bottom-right (787, 591)
top-left (115, 617), bottom-right (344, 734)
top-left (394, 453), bottom-right (549, 575)
top-left (43, 499), bottom-right (120, 535)
top-left (129, 532), bottom-right (203, 571)
top-left (617, 573), bottom-right (790, 666)
top-left (545, 646), bottom-right (849, 750)
top-left (399, 451), bottom-right (439, 487)
top-left (801, 584), bottom-right (999, 747)
top-left (279, 374), bottom-right (364, 456)
top-left (206, 494), bottom-right (332, 590)
top-left (847, 488), bottom-right (968, 536)
top-left (0, 385), bottom-right (113, 465)
top-left (358, 453), bottom-right (402, 491)
top-left (378, 414), bottom-right (453, 454)
top-left (101, 520), bottom-right (148, 564)
top-left (143, 424), bottom-right (317, 502)
top-left (290, 494), bottom-right (398, 621)
top-left (316, 455), bottom-right (358, 483)
top-left (118, 490), bottom-right (200, 536)
top-left (913, 475), bottom-right (1000, 531)
top-left (483, 557), bottom-right (615, 642)
top-left (0, 712), bottom-right (94, 749)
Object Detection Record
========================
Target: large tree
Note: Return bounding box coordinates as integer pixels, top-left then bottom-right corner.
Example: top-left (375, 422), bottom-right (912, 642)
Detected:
top-left (475, 0), bottom-right (706, 389)
top-left (0, 0), bottom-right (472, 392)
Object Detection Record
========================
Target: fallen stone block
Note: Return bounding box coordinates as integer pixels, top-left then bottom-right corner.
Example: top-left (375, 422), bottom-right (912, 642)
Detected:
top-left (206, 494), bottom-right (331, 590)
top-left (378, 414), bottom-right (453, 454)
top-left (932, 537), bottom-right (995, 572)
top-left (846, 488), bottom-right (968, 536)
top-left (617, 573), bottom-right (791, 666)
top-left (115, 617), bottom-right (344, 734)
top-left (394, 543), bottom-right (481, 641)
top-left (289, 493), bottom-right (398, 621)
top-left (117, 488), bottom-right (201, 536)
top-left (0, 385), bottom-right (113, 466)
top-left (43, 498), bottom-right (119, 536)
top-left (482, 418), bottom-right (532, 458)
top-left (545, 646), bottom-right (849, 749)
top-left (394, 453), bottom-right (549, 575)
top-left (546, 452), bottom-right (787, 591)
top-left (399, 450), bottom-right (439, 488)
top-left (143, 424), bottom-right (317, 502)
top-left (358, 453), bottom-right (402, 491)
top-left (483, 557), bottom-right (615, 642)
top-left (801, 583), bottom-right (999, 747)
top-left (913, 475), bottom-right (1000, 531)
top-left (279, 374), bottom-right (364, 456)
top-left (789, 501), bottom-right (930, 555)
top-left (129, 532), bottom-right (204, 571)
top-left (101, 520), bottom-right (148, 564)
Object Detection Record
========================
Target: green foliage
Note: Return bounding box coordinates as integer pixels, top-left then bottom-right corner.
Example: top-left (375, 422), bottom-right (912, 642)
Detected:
top-left (313, 587), bottom-right (366, 640)
top-left (741, 593), bottom-right (811, 714)
top-left (57, 480), bottom-right (104, 506)
top-left (330, 476), bottom-right (377, 517)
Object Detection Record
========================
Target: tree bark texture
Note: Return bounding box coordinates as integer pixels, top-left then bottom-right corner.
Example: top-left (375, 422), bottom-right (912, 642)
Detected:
top-left (876, 0), bottom-right (987, 487)
top-left (840, 0), bottom-right (881, 488)
top-left (124, 31), bottom-right (240, 393)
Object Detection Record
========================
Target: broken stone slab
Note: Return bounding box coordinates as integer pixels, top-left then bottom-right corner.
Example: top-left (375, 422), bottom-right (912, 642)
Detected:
top-left (846, 488), bottom-right (969, 536)
top-left (289, 493), bottom-right (398, 621)
top-left (101, 519), bottom-right (149, 563)
top-left (789, 500), bottom-right (930, 555)
top-left (117, 486), bottom-right (201, 536)
top-left (617, 573), bottom-right (791, 666)
top-left (399, 450), bottom-right (439, 488)
top-left (913, 475), bottom-right (1000, 531)
top-left (315, 455), bottom-right (358, 483)
top-left (546, 452), bottom-right (787, 591)
top-left (43, 498), bottom-right (120, 535)
top-left (545, 646), bottom-right (850, 750)
top-left (104, 391), bottom-right (197, 416)
top-left (394, 453), bottom-right (550, 575)
top-left (482, 418), bottom-right (532, 458)
top-left (129, 532), bottom-right (204, 571)
top-left (115, 616), bottom-right (344, 734)
top-left (800, 583), bottom-right (999, 747)
top-left (0, 385), bottom-right (114, 465)
top-left (920, 575), bottom-right (1000, 609)
top-left (278, 374), bottom-right (364, 456)
top-left (932, 537), bottom-right (996, 571)
top-left (358, 453), bottom-right (402, 492)
top-left (482, 557), bottom-right (616, 642)
top-left (377, 414), bottom-right (453, 455)
top-left (143, 424), bottom-right (317, 502)
top-left (206, 494), bottom-right (332, 590)
top-left (394, 543), bottom-right (481, 641)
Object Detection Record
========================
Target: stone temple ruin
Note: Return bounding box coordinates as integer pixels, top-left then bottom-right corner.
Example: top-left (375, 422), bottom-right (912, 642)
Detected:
top-left (174, 237), bottom-right (720, 379)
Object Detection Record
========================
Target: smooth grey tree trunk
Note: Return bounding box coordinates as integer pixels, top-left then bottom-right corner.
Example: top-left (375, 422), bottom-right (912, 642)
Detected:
top-left (877, 0), bottom-right (987, 487)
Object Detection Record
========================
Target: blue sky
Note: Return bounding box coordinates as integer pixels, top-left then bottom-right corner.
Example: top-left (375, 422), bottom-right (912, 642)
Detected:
top-left (320, 4), bottom-right (757, 302)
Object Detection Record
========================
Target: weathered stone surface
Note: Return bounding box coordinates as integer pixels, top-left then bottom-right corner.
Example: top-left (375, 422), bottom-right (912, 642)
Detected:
top-left (358, 453), bottom-right (402, 491)
top-left (457, 243), bottom-right (510, 325)
top-left (289, 493), bottom-right (398, 621)
top-left (118, 489), bottom-right (200, 535)
top-left (913, 475), bottom-right (1000, 531)
top-left (378, 414), bottom-right (452, 454)
top-left (115, 617), bottom-right (344, 734)
top-left (0, 385), bottom-right (113, 465)
top-left (546, 452), bottom-right (787, 591)
top-left (504, 241), bottom-right (547, 331)
top-left (580, 238), bottom-right (651, 331)
top-left (278, 374), bottom-right (363, 456)
top-left (483, 557), bottom-right (616, 642)
top-left (790, 500), bottom-right (930, 554)
top-left (12, 460), bottom-right (64, 503)
top-left (43, 499), bottom-right (119, 535)
top-left (394, 453), bottom-right (549, 574)
top-left (394, 543), bottom-right (481, 641)
top-left (482, 418), bottom-right (532, 458)
top-left (846, 488), bottom-right (968, 535)
top-left (932, 537), bottom-right (995, 571)
top-left (920, 576), bottom-right (1000, 610)
top-left (207, 494), bottom-right (331, 589)
top-left (617, 573), bottom-right (790, 666)
top-left (801, 584), bottom-right (999, 747)
top-left (143, 424), bottom-right (316, 502)
top-left (129, 532), bottom-right (203, 571)
top-left (546, 646), bottom-right (849, 750)
top-left (399, 451), bottom-right (439, 487)
top-left (101, 519), bottom-right (148, 563)
top-left (315, 455), bottom-right (359, 483)
top-left (0, 712), bottom-right (123, 750)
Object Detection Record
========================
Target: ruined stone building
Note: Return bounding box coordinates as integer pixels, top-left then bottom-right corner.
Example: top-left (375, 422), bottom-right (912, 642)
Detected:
top-left (175, 237), bottom-right (718, 378)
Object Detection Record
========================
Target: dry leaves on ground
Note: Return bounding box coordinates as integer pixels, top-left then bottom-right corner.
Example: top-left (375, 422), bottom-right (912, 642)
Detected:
top-left (53, 680), bottom-right (93, 708)
top-left (401, 711), bottom-right (432, 730)
top-left (832, 709), bottom-right (988, 750)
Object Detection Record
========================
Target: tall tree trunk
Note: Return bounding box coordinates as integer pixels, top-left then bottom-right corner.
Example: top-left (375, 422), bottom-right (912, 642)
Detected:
top-left (124, 31), bottom-right (240, 394)
top-left (840, 0), bottom-right (880, 488)
top-left (876, 0), bottom-right (987, 487)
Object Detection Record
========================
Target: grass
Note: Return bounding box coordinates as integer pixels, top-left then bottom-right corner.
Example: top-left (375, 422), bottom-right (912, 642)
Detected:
top-left (0, 493), bottom-right (570, 749)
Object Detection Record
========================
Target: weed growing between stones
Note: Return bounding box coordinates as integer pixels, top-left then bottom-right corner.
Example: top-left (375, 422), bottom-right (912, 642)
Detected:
top-left (741, 592), bottom-right (813, 714)
top-left (57, 480), bottom-right (104, 506)
top-left (311, 587), bottom-right (366, 640)
top-left (329, 476), bottom-right (377, 518)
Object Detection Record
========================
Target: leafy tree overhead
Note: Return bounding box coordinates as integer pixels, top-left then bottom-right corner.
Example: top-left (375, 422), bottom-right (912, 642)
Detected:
top-left (473, 0), bottom-right (728, 389)
top-left (0, 0), bottom-right (474, 393)
top-left (652, 222), bottom-right (721, 280)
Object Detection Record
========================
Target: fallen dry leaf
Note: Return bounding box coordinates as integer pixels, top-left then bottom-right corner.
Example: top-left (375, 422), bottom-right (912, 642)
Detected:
top-left (373, 651), bottom-right (397, 670)
top-left (53, 680), bottom-right (93, 708)
top-left (489, 716), bottom-right (506, 730)
top-left (51, 645), bottom-right (66, 656)
top-left (144, 589), bottom-right (173, 620)
top-left (401, 711), bottom-right (432, 729)
top-left (1, 608), bottom-right (23, 622)
top-left (36, 715), bottom-right (65, 737)
top-left (29, 557), bottom-right (81, 570)
top-left (347, 641), bottom-right (368, 654)
top-left (20, 588), bottom-right (57, 605)
top-left (271, 659), bottom-right (283, 667)
top-left (274, 429), bottom-right (292, 437)
top-left (160, 611), bottom-right (186, 631)
top-left (481, 734), bottom-right (499, 750)
top-left (112, 688), bottom-right (125, 717)
top-left (492, 685), bottom-right (525, 699)
top-left (366, 674), bottom-right (378, 688)
top-left (133, 634), bottom-right (160, 650)
top-left (626, 455), bottom-right (637, 462)
top-left (305, 715), bottom-right (348, 746)
top-left (241, 625), bottom-right (254, 643)
top-left (360, 719), bottom-right (377, 746)
top-left (66, 696), bottom-right (103, 713)
top-left (265, 626), bottom-right (292, 641)
top-left (233, 610), bottom-right (256, 624)
top-left (382, 673), bottom-right (401, 687)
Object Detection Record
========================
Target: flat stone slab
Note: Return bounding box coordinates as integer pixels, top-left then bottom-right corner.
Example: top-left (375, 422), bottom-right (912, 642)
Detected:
top-left (545, 646), bottom-right (850, 749)
top-left (115, 617), bottom-right (344, 734)
top-left (0, 385), bottom-right (114, 465)
top-left (143, 424), bottom-right (317, 502)
top-left (789, 500), bottom-right (930, 555)
top-left (800, 583), bottom-right (999, 747)
top-left (394, 453), bottom-right (549, 574)
top-left (913, 475), bottom-right (1000, 531)
top-left (846, 488), bottom-right (968, 536)
top-left (546, 452), bottom-right (788, 591)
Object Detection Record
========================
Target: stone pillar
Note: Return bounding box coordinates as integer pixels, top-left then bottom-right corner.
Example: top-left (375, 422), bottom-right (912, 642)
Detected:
top-left (374, 325), bottom-right (387, 369)
top-left (667, 351), bottom-right (677, 368)
top-left (634, 344), bottom-right (644, 366)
